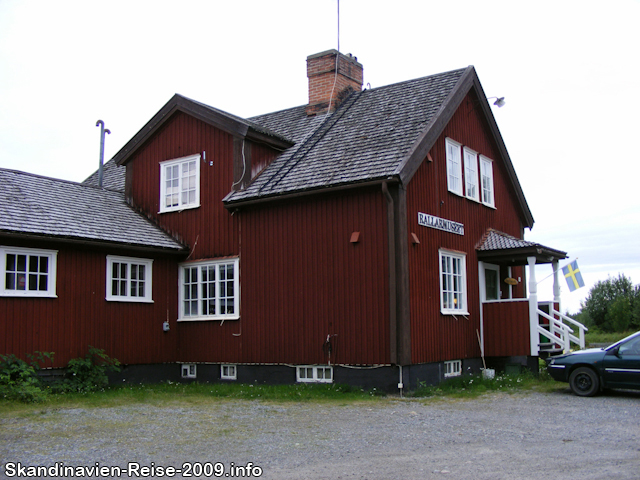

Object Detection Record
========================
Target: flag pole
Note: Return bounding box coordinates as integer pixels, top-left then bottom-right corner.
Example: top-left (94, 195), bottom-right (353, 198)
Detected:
top-left (536, 258), bottom-right (578, 285)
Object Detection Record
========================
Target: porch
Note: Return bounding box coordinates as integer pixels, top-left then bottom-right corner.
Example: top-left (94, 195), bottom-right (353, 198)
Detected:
top-left (476, 230), bottom-right (588, 360)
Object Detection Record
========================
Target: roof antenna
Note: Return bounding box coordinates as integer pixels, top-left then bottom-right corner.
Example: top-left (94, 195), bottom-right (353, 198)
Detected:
top-left (337, 0), bottom-right (340, 53)
top-left (96, 120), bottom-right (111, 187)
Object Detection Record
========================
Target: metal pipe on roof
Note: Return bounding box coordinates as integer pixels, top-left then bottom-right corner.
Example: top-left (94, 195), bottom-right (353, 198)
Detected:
top-left (96, 120), bottom-right (111, 187)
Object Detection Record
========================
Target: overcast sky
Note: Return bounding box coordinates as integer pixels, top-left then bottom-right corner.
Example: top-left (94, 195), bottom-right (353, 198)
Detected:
top-left (1, 0), bottom-right (638, 314)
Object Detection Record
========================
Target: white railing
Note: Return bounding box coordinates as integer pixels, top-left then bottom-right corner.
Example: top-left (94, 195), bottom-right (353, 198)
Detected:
top-left (536, 304), bottom-right (588, 353)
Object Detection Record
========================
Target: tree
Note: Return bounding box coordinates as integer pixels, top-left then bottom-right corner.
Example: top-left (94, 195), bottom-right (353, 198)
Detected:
top-left (581, 274), bottom-right (638, 332)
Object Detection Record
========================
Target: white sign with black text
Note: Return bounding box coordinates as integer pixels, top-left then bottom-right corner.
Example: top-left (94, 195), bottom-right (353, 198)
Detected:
top-left (418, 212), bottom-right (464, 236)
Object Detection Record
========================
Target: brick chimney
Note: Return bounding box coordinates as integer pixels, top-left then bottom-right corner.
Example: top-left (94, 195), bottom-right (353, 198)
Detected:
top-left (306, 50), bottom-right (363, 116)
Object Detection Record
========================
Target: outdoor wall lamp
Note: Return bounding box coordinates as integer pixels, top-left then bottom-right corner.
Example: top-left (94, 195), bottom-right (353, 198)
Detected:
top-left (487, 96), bottom-right (506, 108)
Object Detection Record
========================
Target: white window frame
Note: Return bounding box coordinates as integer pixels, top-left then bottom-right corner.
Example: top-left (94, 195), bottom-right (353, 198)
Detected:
top-left (296, 365), bottom-right (333, 383)
top-left (445, 138), bottom-right (463, 196)
top-left (159, 153), bottom-right (201, 213)
top-left (0, 246), bottom-right (57, 297)
top-left (181, 364), bottom-right (197, 378)
top-left (463, 147), bottom-right (479, 202)
top-left (221, 364), bottom-right (237, 380)
top-left (479, 155), bottom-right (495, 208)
top-left (106, 256), bottom-right (153, 303)
top-left (444, 360), bottom-right (462, 378)
top-left (179, 258), bottom-right (239, 321)
top-left (439, 249), bottom-right (468, 315)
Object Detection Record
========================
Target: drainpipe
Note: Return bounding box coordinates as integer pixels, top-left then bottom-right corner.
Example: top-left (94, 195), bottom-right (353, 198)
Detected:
top-left (96, 120), bottom-right (110, 187)
top-left (382, 181), bottom-right (398, 367)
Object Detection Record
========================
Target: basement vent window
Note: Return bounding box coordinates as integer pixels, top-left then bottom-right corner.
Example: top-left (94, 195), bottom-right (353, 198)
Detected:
top-left (221, 364), bottom-right (237, 380)
top-left (296, 366), bottom-right (333, 383)
top-left (444, 360), bottom-right (462, 378)
top-left (181, 364), bottom-right (197, 379)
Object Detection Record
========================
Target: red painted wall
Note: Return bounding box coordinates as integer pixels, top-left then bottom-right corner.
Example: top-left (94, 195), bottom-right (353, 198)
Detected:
top-left (483, 300), bottom-right (530, 357)
top-left (177, 188), bottom-right (391, 366)
top-left (125, 111), bottom-right (240, 259)
top-left (0, 238), bottom-right (179, 367)
top-left (122, 113), bottom-right (391, 366)
top-left (406, 91), bottom-right (528, 364)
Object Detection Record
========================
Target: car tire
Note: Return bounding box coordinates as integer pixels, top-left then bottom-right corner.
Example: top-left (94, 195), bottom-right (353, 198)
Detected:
top-left (569, 367), bottom-right (600, 397)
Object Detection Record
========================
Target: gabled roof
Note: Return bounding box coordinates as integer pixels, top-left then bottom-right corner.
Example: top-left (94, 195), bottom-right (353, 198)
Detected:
top-left (222, 66), bottom-right (534, 228)
top-left (112, 94), bottom-right (294, 167)
top-left (0, 168), bottom-right (185, 252)
top-left (476, 229), bottom-right (566, 265)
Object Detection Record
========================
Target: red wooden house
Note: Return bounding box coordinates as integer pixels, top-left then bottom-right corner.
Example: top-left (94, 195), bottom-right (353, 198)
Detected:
top-left (0, 50), bottom-right (585, 390)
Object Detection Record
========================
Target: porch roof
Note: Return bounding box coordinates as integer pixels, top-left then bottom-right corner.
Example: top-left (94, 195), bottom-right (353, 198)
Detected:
top-left (476, 229), bottom-right (567, 265)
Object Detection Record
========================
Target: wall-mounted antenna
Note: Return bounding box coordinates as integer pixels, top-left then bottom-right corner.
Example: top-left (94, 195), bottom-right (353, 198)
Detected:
top-left (96, 120), bottom-right (111, 187)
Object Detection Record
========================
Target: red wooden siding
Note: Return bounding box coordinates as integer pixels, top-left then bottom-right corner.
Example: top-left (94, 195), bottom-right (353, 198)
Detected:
top-left (0, 239), bottom-right (179, 367)
top-left (250, 141), bottom-right (281, 182)
top-left (406, 90), bottom-right (527, 364)
top-left (483, 300), bottom-right (530, 357)
top-left (176, 188), bottom-right (391, 366)
top-left (125, 112), bottom-right (241, 259)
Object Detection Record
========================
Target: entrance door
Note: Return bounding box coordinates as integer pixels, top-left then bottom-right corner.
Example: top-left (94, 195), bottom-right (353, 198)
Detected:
top-left (484, 263), bottom-right (500, 301)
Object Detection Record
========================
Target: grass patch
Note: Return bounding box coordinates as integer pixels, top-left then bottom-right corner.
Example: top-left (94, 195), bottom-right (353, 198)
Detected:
top-left (0, 382), bottom-right (383, 415)
top-left (408, 369), bottom-right (565, 399)
top-left (585, 330), bottom-right (636, 347)
top-left (0, 371), bottom-right (568, 415)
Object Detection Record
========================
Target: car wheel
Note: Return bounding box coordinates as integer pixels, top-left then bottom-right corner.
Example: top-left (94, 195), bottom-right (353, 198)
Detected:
top-left (569, 367), bottom-right (600, 397)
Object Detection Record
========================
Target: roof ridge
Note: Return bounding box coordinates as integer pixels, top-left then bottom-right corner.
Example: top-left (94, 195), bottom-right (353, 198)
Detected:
top-left (364, 66), bottom-right (469, 93)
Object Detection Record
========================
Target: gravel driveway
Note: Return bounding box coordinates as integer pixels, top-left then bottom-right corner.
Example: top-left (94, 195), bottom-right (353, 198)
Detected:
top-left (1, 388), bottom-right (639, 479)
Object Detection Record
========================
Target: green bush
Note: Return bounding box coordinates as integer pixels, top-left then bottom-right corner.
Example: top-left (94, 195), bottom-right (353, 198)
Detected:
top-left (57, 346), bottom-right (120, 394)
top-left (0, 353), bottom-right (51, 403)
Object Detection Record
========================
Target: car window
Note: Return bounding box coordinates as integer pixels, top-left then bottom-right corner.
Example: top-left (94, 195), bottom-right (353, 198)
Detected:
top-left (619, 336), bottom-right (640, 355)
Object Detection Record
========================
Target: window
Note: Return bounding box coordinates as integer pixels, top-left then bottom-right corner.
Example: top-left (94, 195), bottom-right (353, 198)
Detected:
top-left (297, 366), bottom-right (333, 383)
top-left (439, 250), bottom-right (468, 314)
top-left (463, 147), bottom-right (479, 201)
top-left (480, 155), bottom-right (495, 207)
top-left (179, 258), bottom-right (239, 321)
top-left (181, 364), bottom-right (197, 378)
top-left (1, 247), bottom-right (57, 297)
top-left (445, 138), bottom-right (463, 195)
top-left (444, 360), bottom-right (462, 378)
top-left (106, 256), bottom-right (153, 302)
top-left (221, 364), bottom-right (237, 380)
top-left (159, 154), bottom-right (201, 213)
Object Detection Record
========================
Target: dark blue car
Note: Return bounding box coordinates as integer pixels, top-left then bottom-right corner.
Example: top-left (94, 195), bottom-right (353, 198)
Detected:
top-left (547, 331), bottom-right (640, 396)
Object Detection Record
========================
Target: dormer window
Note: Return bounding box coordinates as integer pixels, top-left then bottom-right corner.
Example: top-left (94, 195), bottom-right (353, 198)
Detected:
top-left (159, 154), bottom-right (201, 213)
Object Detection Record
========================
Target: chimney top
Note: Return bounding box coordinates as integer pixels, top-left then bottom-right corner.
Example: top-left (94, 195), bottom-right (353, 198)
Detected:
top-left (306, 50), bottom-right (363, 116)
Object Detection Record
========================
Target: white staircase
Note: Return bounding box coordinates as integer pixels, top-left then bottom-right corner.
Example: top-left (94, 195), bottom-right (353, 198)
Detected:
top-left (536, 303), bottom-right (588, 357)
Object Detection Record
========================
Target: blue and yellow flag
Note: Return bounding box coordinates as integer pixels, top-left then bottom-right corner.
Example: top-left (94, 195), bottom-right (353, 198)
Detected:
top-left (562, 260), bottom-right (585, 292)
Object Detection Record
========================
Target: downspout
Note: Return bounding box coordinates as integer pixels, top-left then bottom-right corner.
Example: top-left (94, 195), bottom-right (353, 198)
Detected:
top-left (382, 181), bottom-right (398, 367)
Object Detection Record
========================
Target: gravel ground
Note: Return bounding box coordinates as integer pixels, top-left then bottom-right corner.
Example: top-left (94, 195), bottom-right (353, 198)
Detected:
top-left (1, 388), bottom-right (639, 479)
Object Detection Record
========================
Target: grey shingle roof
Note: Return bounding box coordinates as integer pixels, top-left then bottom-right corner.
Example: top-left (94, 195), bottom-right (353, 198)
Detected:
top-left (225, 68), bottom-right (467, 204)
top-left (476, 229), bottom-right (567, 264)
top-left (476, 229), bottom-right (540, 251)
top-left (0, 168), bottom-right (185, 251)
top-left (83, 159), bottom-right (125, 191)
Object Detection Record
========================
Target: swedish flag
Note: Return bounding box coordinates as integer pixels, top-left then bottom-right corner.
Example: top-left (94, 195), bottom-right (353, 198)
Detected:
top-left (562, 260), bottom-right (585, 292)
